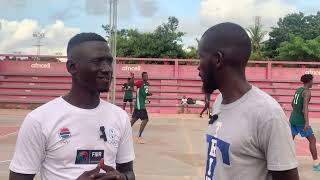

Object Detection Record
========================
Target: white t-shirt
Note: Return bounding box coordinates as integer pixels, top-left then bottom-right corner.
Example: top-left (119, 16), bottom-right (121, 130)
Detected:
top-left (181, 98), bottom-right (187, 104)
top-left (10, 97), bottom-right (135, 180)
top-left (206, 86), bottom-right (297, 180)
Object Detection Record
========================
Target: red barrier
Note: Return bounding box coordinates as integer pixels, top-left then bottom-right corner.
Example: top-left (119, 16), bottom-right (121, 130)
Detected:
top-left (1, 59), bottom-right (319, 80)
top-left (1, 54), bottom-right (320, 116)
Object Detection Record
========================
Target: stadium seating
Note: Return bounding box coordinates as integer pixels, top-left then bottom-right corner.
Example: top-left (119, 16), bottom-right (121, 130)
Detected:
top-left (1, 71), bottom-right (320, 116)
top-left (1, 55), bottom-right (320, 117)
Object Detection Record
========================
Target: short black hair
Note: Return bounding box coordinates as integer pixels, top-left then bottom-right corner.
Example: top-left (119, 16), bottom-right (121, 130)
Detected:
top-left (201, 22), bottom-right (251, 68)
top-left (142, 72), bottom-right (148, 77)
top-left (301, 74), bottom-right (313, 84)
top-left (67, 32), bottom-right (107, 58)
top-left (127, 77), bottom-right (131, 81)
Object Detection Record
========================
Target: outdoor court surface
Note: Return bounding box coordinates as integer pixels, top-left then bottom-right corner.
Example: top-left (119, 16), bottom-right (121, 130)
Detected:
top-left (0, 109), bottom-right (319, 180)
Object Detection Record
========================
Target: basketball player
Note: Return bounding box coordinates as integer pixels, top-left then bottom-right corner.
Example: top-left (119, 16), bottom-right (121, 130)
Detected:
top-left (122, 74), bottom-right (134, 114)
top-left (200, 93), bottom-right (211, 117)
top-left (131, 72), bottom-right (152, 144)
top-left (290, 74), bottom-right (320, 171)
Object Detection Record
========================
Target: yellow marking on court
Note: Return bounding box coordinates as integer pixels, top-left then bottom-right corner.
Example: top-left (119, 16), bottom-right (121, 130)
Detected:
top-left (180, 116), bottom-right (203, 177)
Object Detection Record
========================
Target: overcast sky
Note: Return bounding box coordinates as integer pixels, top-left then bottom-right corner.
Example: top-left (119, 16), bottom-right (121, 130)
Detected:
top-left (0, 0), bottom-right (319, 55)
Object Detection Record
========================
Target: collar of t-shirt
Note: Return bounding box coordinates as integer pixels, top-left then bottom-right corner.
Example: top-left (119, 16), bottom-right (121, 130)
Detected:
top-left (219, 86), bottom-right (255, 110)
top-left (59, 97), bottom-right (104, 115)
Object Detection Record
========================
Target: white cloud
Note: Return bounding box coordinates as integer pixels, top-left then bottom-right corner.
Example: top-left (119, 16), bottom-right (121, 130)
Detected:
top-left (0, 19), bottom-right (80, 56)
top-left (200, 0), bottom-right (296, 28)
top-left (138, 0), bottom-right (298, 47)
top-left (135, 0), bottom-right (158, 17)
top-left (178, 0), bottom-right (298, 47)
top-left (85, 0), bottom-right (158, 19)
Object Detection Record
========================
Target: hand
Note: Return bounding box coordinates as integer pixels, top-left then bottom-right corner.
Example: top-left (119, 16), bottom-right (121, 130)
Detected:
top-left (91, 159), bottom-right (126, 180)
top-left (76, 164), bottom-right (100, 180)
top-left (304, 124), bottom-right (311, 131)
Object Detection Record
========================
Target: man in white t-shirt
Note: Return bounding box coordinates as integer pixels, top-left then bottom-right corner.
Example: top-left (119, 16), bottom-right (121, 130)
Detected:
top-left (9, 33), bottom-right (135, 180)
top-left (198, 23), bottom-right (299, 180)
top-left (180, 95), bottom-right (188, 113)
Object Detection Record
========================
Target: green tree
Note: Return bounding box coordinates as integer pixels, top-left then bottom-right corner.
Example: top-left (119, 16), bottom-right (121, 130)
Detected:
top-left (276, 34), bottom-right (320, 61)
top-left (152, 16), bottom-right (186, 59)
top-left (246, 18), bottom-right (267, 59)
top-left (102, 16), bottom-right (187, 61)
top-left (185, 46), bottom-right (198, 59)
top-left (265, 12), bottom-right (320, 58)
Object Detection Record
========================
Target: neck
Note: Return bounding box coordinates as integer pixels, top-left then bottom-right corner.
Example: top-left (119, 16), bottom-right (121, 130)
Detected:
top-left (63, 83), bottom-right (100, 109)
top-left (304, 85), bottom-right (309, 89)
top-left (219, 71), bottom-right (251, 104)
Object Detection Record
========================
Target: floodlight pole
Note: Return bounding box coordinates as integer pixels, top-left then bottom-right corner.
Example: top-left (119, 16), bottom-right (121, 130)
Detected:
top-left (109, 0), bottom-right (118, 104)
top-left (33, 32), bottom-right (45, 59)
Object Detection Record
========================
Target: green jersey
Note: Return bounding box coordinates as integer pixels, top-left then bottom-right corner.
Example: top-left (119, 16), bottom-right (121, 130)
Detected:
top-left (135, 81), bottom-right (149, 110)
top-left (122, 83), bottom-right (133, 100)
top-left (289, 87), bottom-right (306, 126)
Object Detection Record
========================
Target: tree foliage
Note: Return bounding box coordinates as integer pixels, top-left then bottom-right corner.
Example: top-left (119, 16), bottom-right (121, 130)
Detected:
top-left (101, 13), bottom-right (320, 62)
top-left (246, 19), bottom-right (267, 59)
top-left (276, 35), bottom-right (320, 61)
top-left (102, 16), bottom-right (188, 60)
top-left (265, 12), bottom-right (320, 58)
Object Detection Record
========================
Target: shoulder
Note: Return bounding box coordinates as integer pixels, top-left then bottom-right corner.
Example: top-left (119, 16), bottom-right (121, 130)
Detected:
top-left (213, 93), bottom-right (222, 105)
top-left (249, 87), bottom-right (286, 121)
top-left (27, 97), bottom-right (65, 123)
top-left (303, 89), bottom-right (311, 95)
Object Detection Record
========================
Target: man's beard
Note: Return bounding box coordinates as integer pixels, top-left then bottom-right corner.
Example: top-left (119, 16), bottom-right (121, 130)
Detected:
top-left (202, 76), bottom-right (218, 94)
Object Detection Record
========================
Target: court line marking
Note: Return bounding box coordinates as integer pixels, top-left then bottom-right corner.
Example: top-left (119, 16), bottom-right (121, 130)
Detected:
top-left (0, 131), bottom-right (18, 139)
top-left (180, 117), bottom-right (203, 177)
top-left (0, 160), bottom-right (11, 164)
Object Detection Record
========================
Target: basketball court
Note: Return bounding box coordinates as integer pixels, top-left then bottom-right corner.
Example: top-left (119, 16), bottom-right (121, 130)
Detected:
top-left (0, 109), bottom-right (319, 180)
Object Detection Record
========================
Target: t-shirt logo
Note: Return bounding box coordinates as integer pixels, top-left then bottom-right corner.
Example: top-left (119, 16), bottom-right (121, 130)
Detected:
top-left (75, 150), bottom-right (104, 164)
top-left (76, 150), bottom-right (89, 164)
top-left (59, 128), bottom-right (71, 140)
top-left (107, 128), bottom-right (120, 147)
top-left (205, 122), bottom-right (231, 180)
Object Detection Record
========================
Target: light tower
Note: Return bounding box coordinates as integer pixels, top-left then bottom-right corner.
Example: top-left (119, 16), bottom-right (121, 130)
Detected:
top-left (33, 32), bottom-right (45, 58)
top-left (109, 0), bottom-right (118, 104)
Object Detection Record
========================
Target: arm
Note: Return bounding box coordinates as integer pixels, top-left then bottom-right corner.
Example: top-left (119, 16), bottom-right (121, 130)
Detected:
top-left (116, 161), bottom-right (135, 180)
top-left (130, 73), bottom-right (135, 89)
top-left (303, 90), bottom-right (311, 130)
top-left (258, 108), bottom-right (299, 180)
top-left (270, 168), bottom-right (299, 180)
top-left (146, 86), bottom-right (152, 96)
top-left (9, 172), bottom-right (35, 180)
top-left (114, 114), bottom-right (135, 179)
top-left (9, 115), bottom-right (45, 180)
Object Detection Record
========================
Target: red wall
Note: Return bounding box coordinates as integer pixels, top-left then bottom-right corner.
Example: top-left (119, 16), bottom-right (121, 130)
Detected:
top-left (1, 60), bottom-right (319, 80)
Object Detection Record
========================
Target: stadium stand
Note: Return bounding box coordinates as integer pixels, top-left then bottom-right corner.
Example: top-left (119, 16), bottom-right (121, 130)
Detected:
top-left (1, 54), bottom-right (320, 116)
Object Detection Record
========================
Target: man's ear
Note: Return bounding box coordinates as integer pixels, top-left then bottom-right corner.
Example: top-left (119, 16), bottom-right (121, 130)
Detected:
top-left (66, 60), bottom-right (77, 75)
top-left (215, 51), bottom-right (224, 69)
